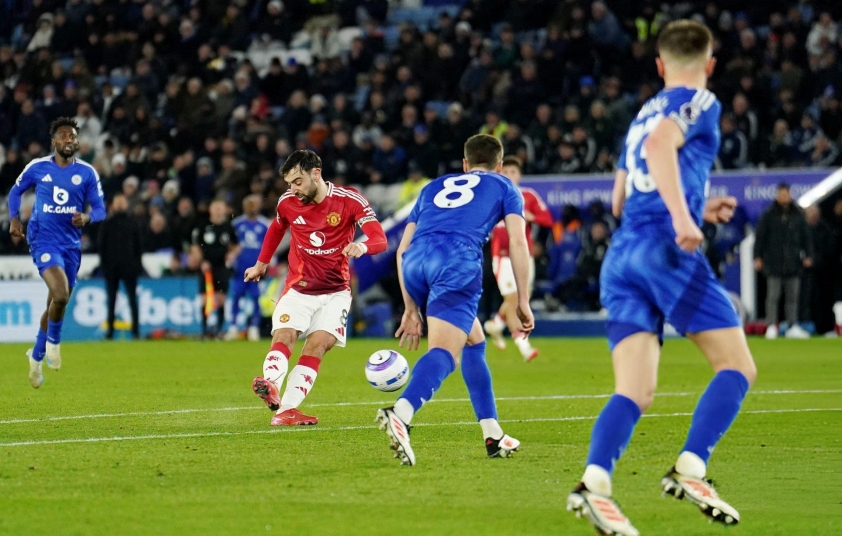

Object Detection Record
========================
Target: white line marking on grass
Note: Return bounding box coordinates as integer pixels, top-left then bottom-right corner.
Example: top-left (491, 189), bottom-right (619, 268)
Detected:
top-left (1, 389), bottom-right (840, 426)
top-left (0, 408), bottom-right (839, 448)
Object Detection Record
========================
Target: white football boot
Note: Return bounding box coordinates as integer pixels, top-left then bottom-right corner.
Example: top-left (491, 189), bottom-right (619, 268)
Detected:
top-left (27, 349), bottom-right (43, 388)
top-left (486, 434), bottom-right (520, 458)
top-left (483, 318), bottom-right (506, 350)
top-left (247, 326), bottom-right (260, 341)
top-left (662, 467), bottom-right (740, 526)
top-left (45, 342), bottom-right (61, 370)
top-left (376, 407), bottom-right (416, 466)
top-left (567, 482), bottom-right (640, 536)
top-left (764, 325), bottom-right (778, 340)
top-left (785, 324), bottom-right (810, 339)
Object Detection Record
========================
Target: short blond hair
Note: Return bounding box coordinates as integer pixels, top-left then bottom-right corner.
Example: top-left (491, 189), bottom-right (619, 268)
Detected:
top-left (657, 19), bottom-right (713, 63)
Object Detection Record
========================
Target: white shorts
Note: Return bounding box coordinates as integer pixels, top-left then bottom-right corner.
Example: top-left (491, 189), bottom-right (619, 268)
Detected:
top-left (492, 256), bottom-right (535, 296)
top-left (271, 288), bottom-right (352, 347)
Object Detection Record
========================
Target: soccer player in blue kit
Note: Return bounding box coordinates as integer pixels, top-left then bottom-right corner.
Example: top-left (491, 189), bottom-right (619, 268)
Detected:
top-left (376, 134), bottom-right (535, 466)
top-left (7, 117), bottom-right (106, 388)
top-left (566, 21), bottom-right (757, 536)
top-left (225, 194), bottom-right (272, 342)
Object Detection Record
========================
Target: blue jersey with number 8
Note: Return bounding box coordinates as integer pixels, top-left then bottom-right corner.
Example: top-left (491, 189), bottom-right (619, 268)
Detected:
top-left (618, 86), bottom-right (721, 230)
top-left (407, 171), bottom-right (524, 252)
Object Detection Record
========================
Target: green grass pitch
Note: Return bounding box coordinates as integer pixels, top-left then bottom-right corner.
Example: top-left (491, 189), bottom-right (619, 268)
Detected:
top-left (0, 337), bottom-right (840, 535)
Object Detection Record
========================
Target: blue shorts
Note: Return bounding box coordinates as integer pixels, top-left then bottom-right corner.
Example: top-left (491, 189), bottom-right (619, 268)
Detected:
top-left (600, 229), bottom-right (741, 350)
top-left (30, 243), bottom-right (82, 288)
top-left (402, 237), bottom-right (482, 335)
top-left (229, 276), bottom-right (260, 299)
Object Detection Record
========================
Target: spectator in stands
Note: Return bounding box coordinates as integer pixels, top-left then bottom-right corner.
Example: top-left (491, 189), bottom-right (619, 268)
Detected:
top-left (567, 220), bottom-right (609, 311)
top-left (719, 113), bottom-right (749, 169)
top-left (143, 212), bottom-right (175, 253)
top-left (809, 135), bottom-right (840, 167)
top-left (791, 112), bottom-right (823, 165)
top-left (98, 194), bottom-right (143, 340)
top-left (406, 124), bottom-right (438, 179)
top-left (0, 148), bottom-right (24, 196)
top-left (754, 183), bottom-right (813, 339)
top-left (803, 205), bottom-right (838, 335)
top-left (396, 161), bottom-right (430, 211)
top-left (553, 139), bottom-right (582, 174)
top-left (372, 133), bottom-right (406, 184)
top-left (762, 119), bottom-right (794, 168)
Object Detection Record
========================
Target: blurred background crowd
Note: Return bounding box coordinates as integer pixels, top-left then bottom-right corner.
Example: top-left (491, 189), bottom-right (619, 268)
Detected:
top-left (1, 0), bottom-right (841, 333)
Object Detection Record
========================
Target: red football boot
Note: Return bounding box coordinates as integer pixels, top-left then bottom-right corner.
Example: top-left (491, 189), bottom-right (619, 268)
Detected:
top-left (270, 408), bottom-right (318, 426)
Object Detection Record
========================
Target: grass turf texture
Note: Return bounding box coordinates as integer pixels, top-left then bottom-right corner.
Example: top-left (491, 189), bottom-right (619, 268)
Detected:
top-left (0, 338), bottom-right (840, 536)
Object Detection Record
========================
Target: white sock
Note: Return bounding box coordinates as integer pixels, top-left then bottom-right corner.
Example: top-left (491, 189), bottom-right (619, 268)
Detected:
top-left (675, 451), bottom-right (706, 479)
top-left (393, 398), bottom-right (415, 424)
top-left (262, 349), bottom-right (289, 389)
top-left (492, 314), bottom-right (506, 330)
top-left (279, 357), bottom-right (319, 411)
top-left (582, 464), bottom-right (613, 497)
top-left (479, 418), bottom-right (504, 440)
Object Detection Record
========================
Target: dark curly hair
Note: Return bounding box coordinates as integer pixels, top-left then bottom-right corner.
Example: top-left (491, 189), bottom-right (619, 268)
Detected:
top-left (49, 117), bottom-right (79, 138)
top-left (280, 150), bottom-right (322, 179)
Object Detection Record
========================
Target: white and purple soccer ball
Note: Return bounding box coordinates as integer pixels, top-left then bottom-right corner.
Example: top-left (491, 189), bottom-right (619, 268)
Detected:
top-left (365, 350), bottom-right (410, 392)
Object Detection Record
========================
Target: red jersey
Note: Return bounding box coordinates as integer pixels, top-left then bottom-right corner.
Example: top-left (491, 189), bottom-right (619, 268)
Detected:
top-left (490, 187), bottom-right (554, 257)
top-left (268, 183), bottom-right (379, 295)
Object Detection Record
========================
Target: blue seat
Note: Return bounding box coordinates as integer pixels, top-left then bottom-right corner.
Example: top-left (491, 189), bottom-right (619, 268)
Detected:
top-left (382, 25), bottom-right (401, 50)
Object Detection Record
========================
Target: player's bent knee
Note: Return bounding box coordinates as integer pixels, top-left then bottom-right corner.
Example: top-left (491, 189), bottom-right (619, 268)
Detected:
top-left (51, 289), bottom-right (70, 306)
top-left (616, 389), bottom-right (655, 413)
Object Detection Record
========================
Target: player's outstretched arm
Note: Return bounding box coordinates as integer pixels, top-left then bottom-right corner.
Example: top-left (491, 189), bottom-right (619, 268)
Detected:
top-left (503, 214), bottom-right (534, 333)
top-left (643, 118), bottom-right (702, 252)
top-left (246, 217), bottom-right (287, 282)
top-left (394, 222), bottom-right (423, 350)
top-left (527, 191), bottom-right (555, 228)
top-left (612, 169), bottom-right (628, 218)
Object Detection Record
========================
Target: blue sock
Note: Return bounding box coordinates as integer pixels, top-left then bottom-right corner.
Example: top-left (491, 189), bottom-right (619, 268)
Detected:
top-left (251, 296), bottom-right (262, 327)
top-left (46, 319), bottom-right (64, 345)
top-left (33, 329), bottom-right (48, 362)
top-left (461, 341), bottom-right (497, 420)
top-left (586, 394), bottom-right (642, 475)
top-left (398, 348), bottom-right (456, 412)
top-left (682, 370), bottom-right (749, 464)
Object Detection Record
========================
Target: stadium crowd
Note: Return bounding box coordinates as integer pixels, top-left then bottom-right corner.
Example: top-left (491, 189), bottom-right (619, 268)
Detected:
top-left (1, 0), bottom-right (841, 325)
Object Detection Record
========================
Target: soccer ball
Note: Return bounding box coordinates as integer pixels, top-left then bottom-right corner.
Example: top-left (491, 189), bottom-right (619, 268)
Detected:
top-left (365, 350), bottom-right (410, 392)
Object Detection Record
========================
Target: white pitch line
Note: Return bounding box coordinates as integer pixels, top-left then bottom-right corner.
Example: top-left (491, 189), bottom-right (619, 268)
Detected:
top-left (1, 389), bottom-right (840, 426)
top-left (0, 407), bottom-right (839, 448)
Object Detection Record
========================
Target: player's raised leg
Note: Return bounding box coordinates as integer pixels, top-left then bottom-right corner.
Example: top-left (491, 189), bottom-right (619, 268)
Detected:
top-left (378, 316), bottom-right (464, 466)
top-left (662, 327), bottom-right (756, 525)
top-left (271, 330), bottom-right (335, 426)
top-left (462, 318), bottom-right (519, 457)
top-left (253, 327), bottom-right (296, 412)
top-left (41, 265), bottom-right (74, 371)
top-left (567, 332), bottom-right (658, 536)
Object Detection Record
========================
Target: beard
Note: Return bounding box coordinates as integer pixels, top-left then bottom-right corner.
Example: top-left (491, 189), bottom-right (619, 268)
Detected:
top-left (297, 187), bottom-right (317, 204)
top-left (57, 144), bottom-right (78, 158)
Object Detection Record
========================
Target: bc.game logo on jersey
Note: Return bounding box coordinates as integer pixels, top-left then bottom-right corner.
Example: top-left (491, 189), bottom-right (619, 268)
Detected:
top-left (43, 186), bottom-right (77, 214)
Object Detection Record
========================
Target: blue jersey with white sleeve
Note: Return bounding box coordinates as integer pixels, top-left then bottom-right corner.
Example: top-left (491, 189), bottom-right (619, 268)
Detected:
top-left (408, 171), bottom-right (524, 252)
top-left (402, 170), bottom-right (524, 334)
top-left (232, 214), bottom-right (271, 272)
top-left (601, 86), bottom-right (739, 350)
top-left (8, 155), bottom-right (106, 248)
top-left (618, 86), bottom-right (721, 231)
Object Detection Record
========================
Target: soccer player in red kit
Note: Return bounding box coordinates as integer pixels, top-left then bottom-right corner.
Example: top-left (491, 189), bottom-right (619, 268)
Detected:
top-left (484, 156), bottom-right (554, 361)
top-left (244, 150), bottom-right (387, 426)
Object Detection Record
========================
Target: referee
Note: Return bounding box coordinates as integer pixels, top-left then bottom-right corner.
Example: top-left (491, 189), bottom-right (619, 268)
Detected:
top-left (191, 199), bottom-right (239, 338)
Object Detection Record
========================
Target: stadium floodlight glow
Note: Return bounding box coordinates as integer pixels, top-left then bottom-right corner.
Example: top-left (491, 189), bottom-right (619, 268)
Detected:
top-left (797, 168), bottom-right (842, 209)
